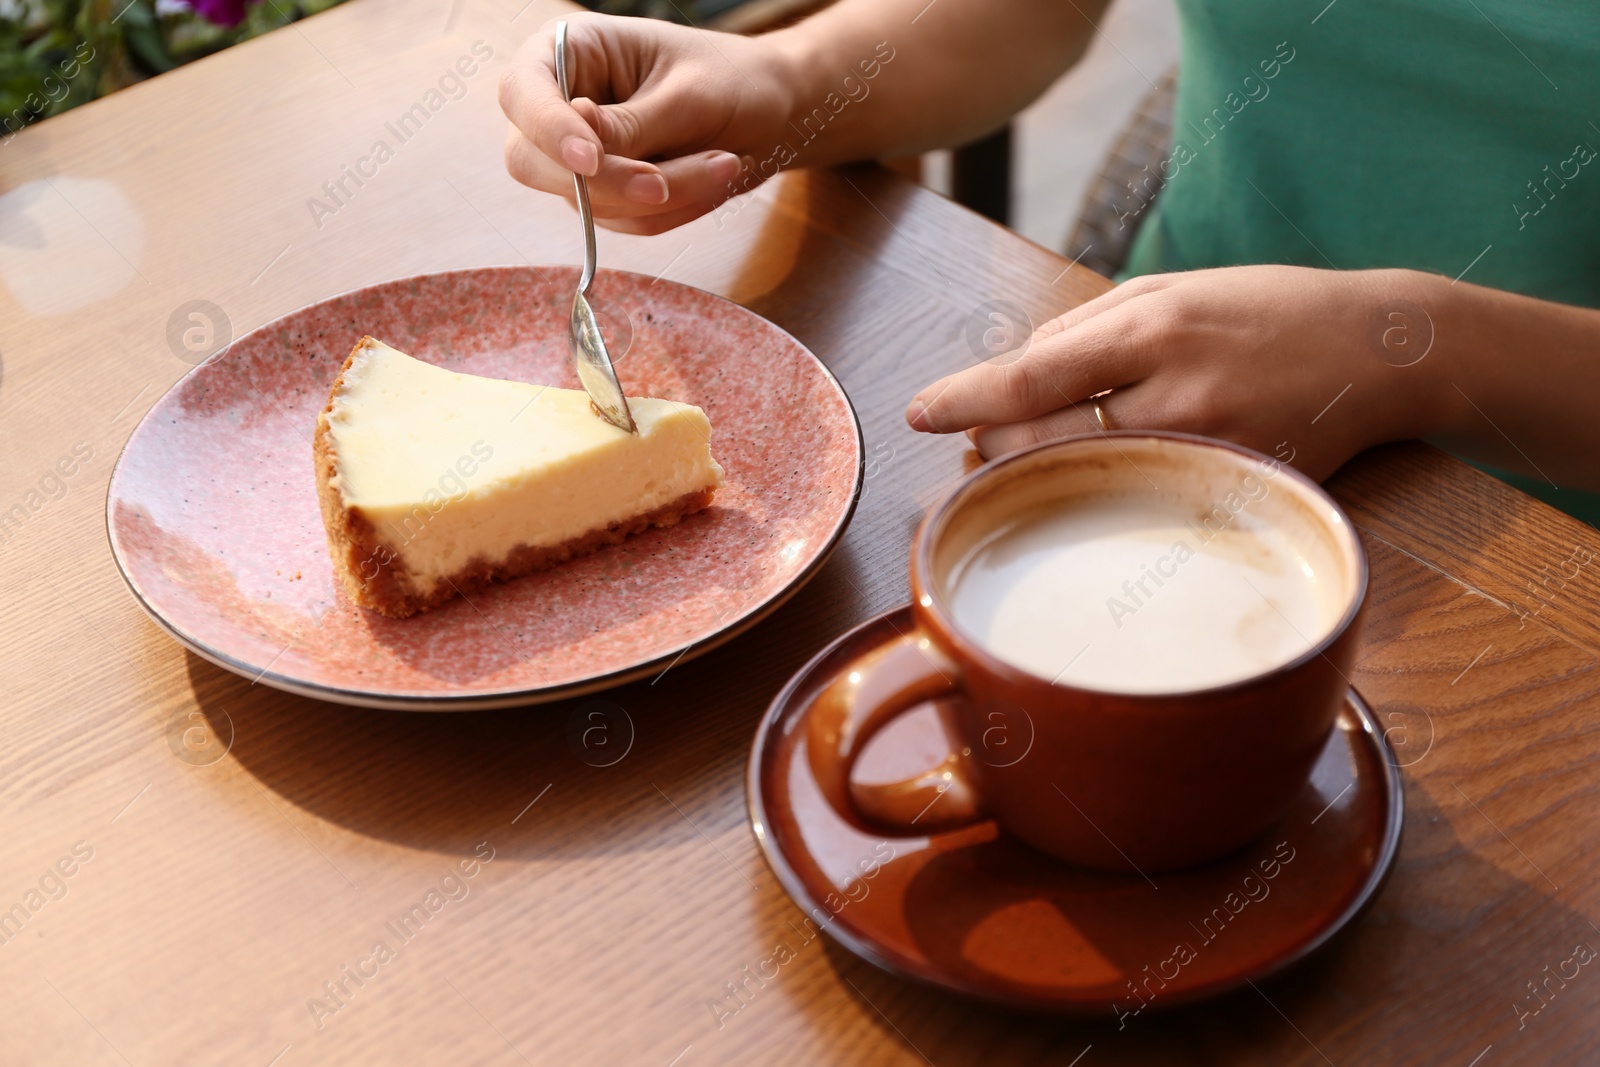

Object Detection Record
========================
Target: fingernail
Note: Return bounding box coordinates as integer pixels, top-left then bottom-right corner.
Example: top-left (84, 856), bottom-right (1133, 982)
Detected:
top-left (625, 172), bottom-right (669, 205)
top-left (708, 152), bottom-right (742, 185)
top-left (562, 137), bottom-right (599, 176)
top-left (906, 399), bottom-right (931, 431)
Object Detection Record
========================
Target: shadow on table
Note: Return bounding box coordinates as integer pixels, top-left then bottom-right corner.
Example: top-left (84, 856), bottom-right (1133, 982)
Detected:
top-left (795, 783), bottom-right (1589, 1064)
top-left (183, 538), bottom-right (882, 862)
top-left (730, 165), bottom-right (965, 393)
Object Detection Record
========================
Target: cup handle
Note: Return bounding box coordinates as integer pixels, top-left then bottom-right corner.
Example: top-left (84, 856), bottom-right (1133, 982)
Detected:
top-left (807, 626), bottom-right (986, 835)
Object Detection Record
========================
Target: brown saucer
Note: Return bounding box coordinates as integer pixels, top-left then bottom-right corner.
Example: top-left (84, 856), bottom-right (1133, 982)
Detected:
top-left (747, 605), bottom-right (1404, 1015)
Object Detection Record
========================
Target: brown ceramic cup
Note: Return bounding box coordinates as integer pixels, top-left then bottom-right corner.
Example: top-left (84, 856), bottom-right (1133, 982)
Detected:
top-left (808, 431), bottom-right (1368, 873)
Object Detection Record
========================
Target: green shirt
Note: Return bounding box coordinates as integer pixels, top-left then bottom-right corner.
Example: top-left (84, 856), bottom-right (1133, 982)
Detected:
top-left (1122, 0), bottom-right (1600, 526)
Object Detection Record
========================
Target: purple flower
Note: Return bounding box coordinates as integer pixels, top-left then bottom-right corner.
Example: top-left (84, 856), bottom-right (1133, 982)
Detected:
top-left (191, 0), bottom-right (247, 26)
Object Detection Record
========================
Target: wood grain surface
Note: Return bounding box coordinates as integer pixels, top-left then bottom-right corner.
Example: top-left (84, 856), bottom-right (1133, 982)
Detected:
top-left (1, 0), bottom-right (1598, 1064)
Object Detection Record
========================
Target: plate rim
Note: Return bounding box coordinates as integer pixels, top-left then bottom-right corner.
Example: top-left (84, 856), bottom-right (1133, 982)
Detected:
top-left (105, 265), bottom-right (865, 711)
top-left (746, 603), bottom-right (1406, 1014)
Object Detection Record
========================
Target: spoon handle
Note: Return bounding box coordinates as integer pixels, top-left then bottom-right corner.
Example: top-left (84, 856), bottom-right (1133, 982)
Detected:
top-left (554, 21), bottom-right (598, 295)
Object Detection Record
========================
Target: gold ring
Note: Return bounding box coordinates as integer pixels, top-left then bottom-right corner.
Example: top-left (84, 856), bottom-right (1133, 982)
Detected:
top-left (1093, 399), bottom-right (1113, 432)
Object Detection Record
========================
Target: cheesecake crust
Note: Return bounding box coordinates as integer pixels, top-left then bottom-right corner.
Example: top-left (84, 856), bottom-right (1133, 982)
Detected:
top-left (313, 338), bottom-right (718, 619)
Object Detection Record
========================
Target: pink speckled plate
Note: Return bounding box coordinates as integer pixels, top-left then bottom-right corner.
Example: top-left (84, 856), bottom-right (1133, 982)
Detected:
top-left (107, 267), bottom-right (862, 709)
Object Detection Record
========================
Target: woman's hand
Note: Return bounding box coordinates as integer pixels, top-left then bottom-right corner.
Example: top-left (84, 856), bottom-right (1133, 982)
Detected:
top-left (499, 13), bottom-right (797, 235)
top-left (906, 265), bottom-right (1453, 481)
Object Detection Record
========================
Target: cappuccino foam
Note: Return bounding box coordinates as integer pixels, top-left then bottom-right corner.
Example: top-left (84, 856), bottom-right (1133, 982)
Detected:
top-left (946, 490), bottom-right (1346, 694)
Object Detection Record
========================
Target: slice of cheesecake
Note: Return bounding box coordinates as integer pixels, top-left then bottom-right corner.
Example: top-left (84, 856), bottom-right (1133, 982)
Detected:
top-left (314, 337), bottom-right (725, 618)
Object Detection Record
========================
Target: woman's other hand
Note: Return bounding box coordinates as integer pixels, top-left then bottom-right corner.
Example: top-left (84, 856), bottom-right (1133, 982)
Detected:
top-left (907, 266), bottom-right (1453, 481)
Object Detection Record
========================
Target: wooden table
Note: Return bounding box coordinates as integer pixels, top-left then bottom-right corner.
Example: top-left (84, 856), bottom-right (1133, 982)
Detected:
top-left (3, 1), bottom-right (1599, 1063)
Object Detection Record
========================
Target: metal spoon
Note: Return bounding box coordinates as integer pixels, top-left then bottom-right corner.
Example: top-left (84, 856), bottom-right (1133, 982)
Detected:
top-left (555, 19), bottom-right (636, 434)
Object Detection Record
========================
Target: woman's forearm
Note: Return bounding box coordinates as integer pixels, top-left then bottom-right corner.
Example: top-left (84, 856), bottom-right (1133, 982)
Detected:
top-left (1401, 271), bottom-right (1600, 490)
top-left (764, 0), bottom-right (1108, 168)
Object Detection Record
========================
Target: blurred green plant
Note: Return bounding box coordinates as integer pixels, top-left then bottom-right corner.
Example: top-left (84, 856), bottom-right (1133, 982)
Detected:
top-left (0, 0), bottom-right (345, 136)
